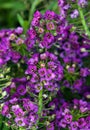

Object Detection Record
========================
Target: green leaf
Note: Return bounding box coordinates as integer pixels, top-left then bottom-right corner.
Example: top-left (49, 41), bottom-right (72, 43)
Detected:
top-left (0, 1), bottom-right (26, 10)
top-left (17, 14), bottom-right (24, 28)
top-left (29, 0), bottom-right (42, 23)
top-left (0, 115), bottom-right (10, 130)
top-left (17, 14), bottom-right (29, 31)
top-left (0, 115), bottom-right (4, 129)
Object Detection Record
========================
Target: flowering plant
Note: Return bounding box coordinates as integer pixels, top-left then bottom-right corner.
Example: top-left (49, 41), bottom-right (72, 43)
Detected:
top-left (0, 0), bottom-right (90, 130)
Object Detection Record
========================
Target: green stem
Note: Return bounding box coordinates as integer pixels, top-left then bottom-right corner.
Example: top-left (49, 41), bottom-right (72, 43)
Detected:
top-left (77, 3), bottom-right (90, 38)
top-left (38, 89), bottom-right (43, 117)
top-left (35, 89), bottom-right (43, 129)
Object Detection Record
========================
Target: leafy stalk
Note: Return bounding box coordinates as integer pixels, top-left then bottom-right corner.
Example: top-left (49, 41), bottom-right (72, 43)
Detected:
top-left (35, 88), bottom-right (43, 129)
top-left (77, 2), bottom-right (90, 38)
top-left (38, 88), bottom-right (43, 117)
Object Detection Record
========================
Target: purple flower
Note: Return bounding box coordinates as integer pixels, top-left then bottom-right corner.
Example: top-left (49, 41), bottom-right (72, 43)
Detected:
top-left (78, 0), bottom-right (88, 7)
top-left (62, 108), bottom-right (70, 116)
top-left (46, 69), bottom-right (55, 81)
top-left (78, 118), bottom-right (86, 128)
top-left (58, 0), bottom-right (65, 7)
top-left (2, 105), bottom-right (9, 116)
top-left (38, 68), bottom-right (46, 77)
top-left (46, 22), bottom-right (55, 30)
top-left (40, 40), bottom-right (49, 48)
top-left (27, 28), bottom-right (36, 39)
top-left (64, 114), bottom-right (73, 124)
top-left (29, 113), bottom-right (38, 124)
top-left (15, 117), bottom-right (26, 127)
top-left (49, 53), bottom-right (57, 61)
top-left (48, 61), bottom-right (56, 70)
top-left (33, 10), bottom-right (42, 19)
top-left (31, 18), bottom-right (39, 26)
top-left (11, 51), bottom-right (21, 63)
top-left (45, 10), bottom-right (55, 20)
top-left (86, 116), bottom-right (90, 127)
top-left (9, 97), bottom-right (18, 104)
top-left (34, 83), bottom-right (42, 93)
top-left (69, 33), bottom-right (78, 43)
top-left (68, 67), bottom-right (75, 74)
top-left (0, 30), bottom-right (5, 38)
top-left (80, 68), bottom-right (89, 77)
top-left (25, 65), bottom-right (37, 74)
top-left (16, 38), bottom-right (24, 45)
top-left (40, 53), bottom-right (48, 60)
top-left (23, 99), bottom-right (38, 113)
top-left (40, 33), bottom-right (54, 49)
top-left (44, 33), bottom-right (54, 44)
top-left (15, 27), bottom-right (23, 34)
top-left (38, 27), bottom-right (44, 34)
top-left (73, 79), bottom-right (83, 91)
top-left (31, 74), bottom-right (39, 83)
top-left (70, 9), bottom-right (79, 19)
top-left (79, 100), bottom-right (88, 113)
top-left (62, 42), bottom-right (71, 51)
top-left (12, 105), bottom-right (21, 111)
top-left (70, 121), bottom-right (78, 130)
top-left (60, 9), bottom-right (66, 20)
top-left (45, 82), bottom-right (57, 91)
top-left (59, 119), bottom-right (66, 128)
top-left (26, 38), bottom-right (35, 50)
top-left (17, 85), bottom-right (26, 95)
top-left (14, 108), bottom-right (24, 117)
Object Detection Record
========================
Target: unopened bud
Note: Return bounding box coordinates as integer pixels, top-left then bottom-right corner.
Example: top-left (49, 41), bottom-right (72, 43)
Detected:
top-left (43, 94), bottom-right (48, 99)
top-left (46, 121), bottom-right (50, 126)
top-left (72, 64), bottom-right (76, 68)
top-left (80, 48), bottom-right (87, 52)
top-left (66, 65), bottom-right (70, 69)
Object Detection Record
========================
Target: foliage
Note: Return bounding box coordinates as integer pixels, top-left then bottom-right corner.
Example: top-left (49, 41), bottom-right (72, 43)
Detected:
top-left (0, 0), bottom-right (58, 29)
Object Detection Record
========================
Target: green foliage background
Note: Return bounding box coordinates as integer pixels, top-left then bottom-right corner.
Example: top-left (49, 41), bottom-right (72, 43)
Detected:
top-left (0, 0), bottom-right (59, 29)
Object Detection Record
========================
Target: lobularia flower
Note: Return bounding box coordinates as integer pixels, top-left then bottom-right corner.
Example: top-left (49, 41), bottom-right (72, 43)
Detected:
top-left (25, 52), bottom-right (63, 92)
top-left (70, 9), bottom-right (79, 19)
top-left (78, 0), bottom-right (88, 7)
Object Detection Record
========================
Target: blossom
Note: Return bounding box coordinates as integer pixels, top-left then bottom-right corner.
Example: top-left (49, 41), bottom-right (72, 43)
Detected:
top-left (45, 10), bottom-right (55, 20)
top-left (33, 10), bottom-right (42, 19)
top-left (70, 121), bottom-right (78, 130)
top-left (78, 0), bottom-right (88, 7)
top-left (2, 105), bottom-right (9, 116)
top-left (27, 29), bottom-right (36, 39)
top-left (25, 52), bottom-right (63, 92)
top-left (15, 117), bottom-right (26, 127)
top-left (64, 114), bottom-right (73, 124)
top-left (43, 33), bottom-right (54, 44)
top-left (15, 27), bottom-right (23, 34)
top-left (46, 22), bottom-right (55, 30)
top-left (17, 85), bottom-right (26, 95)
top-left (70, 9), bottom-right (79, 19)
top-left (78, 118), bottom-right (86, 128)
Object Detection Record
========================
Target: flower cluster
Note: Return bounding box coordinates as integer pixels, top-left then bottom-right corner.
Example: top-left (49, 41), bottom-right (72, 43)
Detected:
top-left (0, 1), bottom-right (90, 130)
top-left (25, 10), bottom-right (64, 50)
top-left (25, 52), bottom-right (63, 92)
top-left (55, 99), bottom-right (90, 130)
top-left (58, 0), bottom-right (88, 20)
top-left (2, 77), bottom-right (38, 129)
top-left (0, 27), bottom-right (23, 67)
